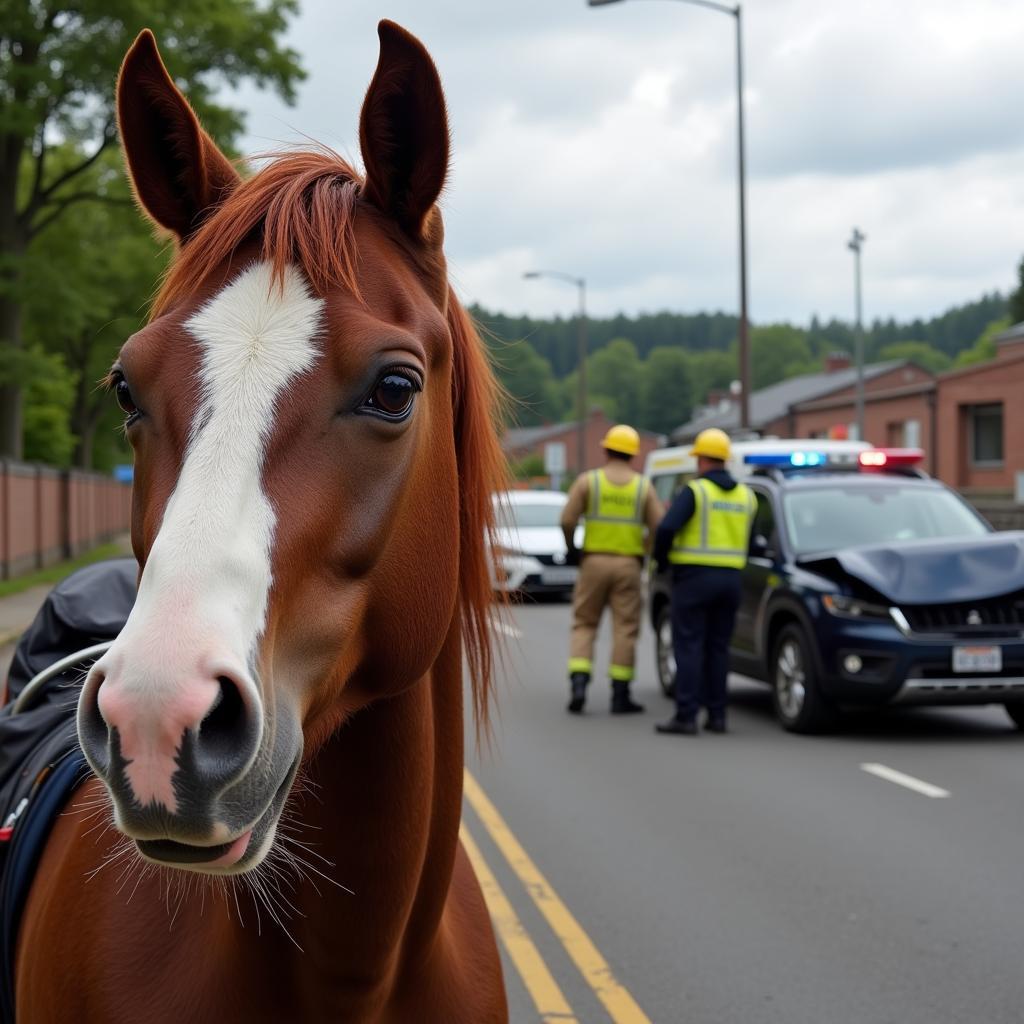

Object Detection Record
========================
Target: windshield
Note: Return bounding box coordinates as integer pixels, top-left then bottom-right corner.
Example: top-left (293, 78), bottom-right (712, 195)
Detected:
top-left (783, 485), bottom-right (989, 555)
top-left (499, 502), bottom-right (565, 530)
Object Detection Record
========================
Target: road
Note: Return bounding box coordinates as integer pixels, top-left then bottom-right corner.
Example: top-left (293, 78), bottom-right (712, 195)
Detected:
top-left (466, 600), bottom-right (1024, 1024)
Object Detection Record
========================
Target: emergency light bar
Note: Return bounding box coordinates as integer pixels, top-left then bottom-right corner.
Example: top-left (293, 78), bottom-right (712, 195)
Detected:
top-left (858, 448), bottom-right (924, 469)
top-left (743, 448), bottom-right (925, 471)
top-left (744, 452), bottom-right (827, 467)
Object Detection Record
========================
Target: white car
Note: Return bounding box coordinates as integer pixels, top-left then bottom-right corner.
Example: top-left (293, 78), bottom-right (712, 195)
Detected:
top-left (491, 490), bottom-right (582, 596)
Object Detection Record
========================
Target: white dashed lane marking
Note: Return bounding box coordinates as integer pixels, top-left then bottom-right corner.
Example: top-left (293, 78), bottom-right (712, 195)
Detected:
top-left (860, 762), bottom-right (951, 799)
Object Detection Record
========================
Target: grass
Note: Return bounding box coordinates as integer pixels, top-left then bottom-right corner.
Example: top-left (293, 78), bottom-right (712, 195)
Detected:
top-left (0, 541), bottom-right (129, 599)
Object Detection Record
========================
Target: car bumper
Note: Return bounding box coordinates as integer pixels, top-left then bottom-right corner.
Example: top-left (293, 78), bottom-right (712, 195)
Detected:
top-left (492, 554), bottom-right (577, 594)
top-left (815, 618), bottom-right (1024, 707)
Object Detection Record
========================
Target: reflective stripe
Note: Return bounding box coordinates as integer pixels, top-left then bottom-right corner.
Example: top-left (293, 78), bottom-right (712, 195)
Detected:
top-left (568, 657), bottom-right (593, 675)
top-left (669, 479), bottom-right (755, 569)
top-left (609, 663), bottom-right (635, 682)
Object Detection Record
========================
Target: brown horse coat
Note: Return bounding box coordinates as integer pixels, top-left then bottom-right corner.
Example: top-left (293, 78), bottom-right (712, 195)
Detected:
top-left (16, 21), bottom-right (508, 1023)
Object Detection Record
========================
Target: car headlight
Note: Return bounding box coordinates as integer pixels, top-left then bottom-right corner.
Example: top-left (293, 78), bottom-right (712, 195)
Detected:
top-left (822, 594), bottom-right (892, 622)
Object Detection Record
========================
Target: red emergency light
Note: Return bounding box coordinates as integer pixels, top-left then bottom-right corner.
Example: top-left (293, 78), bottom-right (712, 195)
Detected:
top-left (858, 448), bottom-right (924, 469)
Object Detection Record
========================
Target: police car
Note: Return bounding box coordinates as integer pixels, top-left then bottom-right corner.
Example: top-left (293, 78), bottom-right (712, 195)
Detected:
top-left (648, 446), bottom-right (1024, 733)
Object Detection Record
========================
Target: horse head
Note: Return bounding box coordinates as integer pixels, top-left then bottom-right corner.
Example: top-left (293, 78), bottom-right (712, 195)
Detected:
top-left (77, 22), bottom-right (504, 875)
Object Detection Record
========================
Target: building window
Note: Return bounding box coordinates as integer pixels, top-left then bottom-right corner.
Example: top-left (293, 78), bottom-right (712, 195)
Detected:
top-left (970, 403), bottom-right (1003, 466)
top-left (904, 419), bottom-right (921, 448)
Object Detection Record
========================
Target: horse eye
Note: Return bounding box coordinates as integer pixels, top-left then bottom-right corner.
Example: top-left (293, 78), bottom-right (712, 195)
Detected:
top-left (364, 372), bottom-right (418, 419)
top-left (112, 375), bottom-right (138, 418)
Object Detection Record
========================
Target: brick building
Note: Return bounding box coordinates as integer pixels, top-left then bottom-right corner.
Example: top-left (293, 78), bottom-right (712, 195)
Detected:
top-left (670, 328), bottom-right (1024, 501)
top-left (503, 409), bottom-right (664, 479)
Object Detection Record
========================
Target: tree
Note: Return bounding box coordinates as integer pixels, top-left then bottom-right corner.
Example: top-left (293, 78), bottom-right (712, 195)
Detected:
top-left (0, 1), bottom-right (305, 457)
top-left (22, 348), bottom-right (75, 465)
top-left (488, 338), bottom-right (561, 427)
top-left (641, 347), bottom-right (692, 435)
top-left (953, 317), bottom-right (1010, 369)
top-left (748, 324), bottom-right (816, 389)
top-left (876, 341), bottom-right (951, 374)
top-left (588, 338), bottom-right (642, 424)
top-left (688, 350), bottom-right (735, 410)
top-left (1008, 257), bottom-right (1024, 326)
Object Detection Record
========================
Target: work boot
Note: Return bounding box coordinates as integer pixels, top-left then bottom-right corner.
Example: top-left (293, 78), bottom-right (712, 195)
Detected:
top-left (567, 672), bottom-right (590, 714)
top-left (655, 715), bottom-right (698, 735)
top-left (704, 716), bottom-right (727, 734)
top-left (610, 681), bottom-right (644, 715)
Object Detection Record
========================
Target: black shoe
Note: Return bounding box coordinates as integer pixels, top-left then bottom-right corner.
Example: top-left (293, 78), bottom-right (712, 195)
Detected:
top-left (704, 718), bottom-right (727, 734)
top-left (655, 716), bottom-right (698, 735)
top-left (567, 672), bottom-right (590, 714)
top-left (610, 681), bottom-right (644, 715)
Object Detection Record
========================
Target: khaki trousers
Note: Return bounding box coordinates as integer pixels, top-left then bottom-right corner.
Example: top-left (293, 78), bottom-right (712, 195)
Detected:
top-left (568, 553), bottom-right (643, 682)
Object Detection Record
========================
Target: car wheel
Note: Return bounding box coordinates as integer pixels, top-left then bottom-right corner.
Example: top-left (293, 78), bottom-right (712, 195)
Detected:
top-left (654, 603), bottom-right (675, 698)
top-left (1005, 703), bottom-right (1024, 730)
top-left (771, 624), bottom-right (832, 733)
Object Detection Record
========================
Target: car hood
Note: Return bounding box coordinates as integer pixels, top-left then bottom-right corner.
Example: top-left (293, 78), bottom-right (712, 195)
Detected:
top-left (494, 525), bottom-right (581, 557)
top-left (797, 532), bottom-right (1024, 604)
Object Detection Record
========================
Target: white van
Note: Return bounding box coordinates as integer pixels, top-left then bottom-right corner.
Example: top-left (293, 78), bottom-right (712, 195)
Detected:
top-left (644, 437), bottom-right (872, 504)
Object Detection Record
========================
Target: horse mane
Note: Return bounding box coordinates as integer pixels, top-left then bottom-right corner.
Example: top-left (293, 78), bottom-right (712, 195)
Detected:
top-left (150, 149), bottom-right (508, 735)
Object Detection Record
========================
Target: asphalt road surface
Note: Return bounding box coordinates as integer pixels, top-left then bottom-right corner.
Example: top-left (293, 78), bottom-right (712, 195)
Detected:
top-left (465, 599), bottom-right (1024, 1024)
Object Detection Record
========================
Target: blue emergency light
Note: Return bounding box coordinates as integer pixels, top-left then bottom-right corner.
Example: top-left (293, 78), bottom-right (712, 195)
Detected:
top-left (743, 451), bottom-right (826, 467)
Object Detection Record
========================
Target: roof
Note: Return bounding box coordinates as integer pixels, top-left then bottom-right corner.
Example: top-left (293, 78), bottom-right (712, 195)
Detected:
top-left (670, 361), bottom-right (905, 443)
top-left (502, 421), bottom-right (578, 452)
top-left (993, 321), bottom-right (1024, 348)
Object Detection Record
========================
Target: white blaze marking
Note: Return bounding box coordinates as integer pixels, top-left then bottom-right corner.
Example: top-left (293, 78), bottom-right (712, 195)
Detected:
top-left (860, 763), bottom-right (950, 799)
top-left (100, 262), bottom-right (322, 809)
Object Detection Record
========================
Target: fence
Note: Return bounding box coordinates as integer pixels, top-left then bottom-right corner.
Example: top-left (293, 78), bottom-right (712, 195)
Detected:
top-left (0, 460), bottom-right (132, 579)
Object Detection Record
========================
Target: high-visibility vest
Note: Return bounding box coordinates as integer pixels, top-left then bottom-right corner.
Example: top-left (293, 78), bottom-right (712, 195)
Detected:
top-left (582, 469), bottom-right (648, 556)
top-left (669, 478), bottom-right (756, 569)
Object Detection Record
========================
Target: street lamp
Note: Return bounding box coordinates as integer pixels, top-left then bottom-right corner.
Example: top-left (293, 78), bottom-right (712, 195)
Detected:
top-left (847, 227), bottom-right (866, 441)
top-left (588, 0), bottom-right (751, 430)
top-left (523, 270), bottom-right (588, 473)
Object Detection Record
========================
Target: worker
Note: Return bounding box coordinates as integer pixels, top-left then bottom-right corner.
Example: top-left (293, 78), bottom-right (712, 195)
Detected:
top-left (652, 428), bottom-right (756, 735)
top-left (561, 424), bottom-right (663, 715)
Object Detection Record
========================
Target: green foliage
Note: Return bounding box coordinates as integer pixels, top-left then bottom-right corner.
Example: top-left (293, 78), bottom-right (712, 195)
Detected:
top-left (642, 347), bottom-right (692, 435)
top-left (877, 340), bottom-right (951, 373)
top-left (1009, 257), bottom-right (1024, 325)
top-left (588, 339), bottom-right (642, 424)
top-left (510, 453), bottom-right (546, 480)
top-left (748, 324), bottom-right (816, 390)
top-left (487, 338), bottom-right (563, 426)
top-left (22, 348), bottom-right (76, 465)
top-left (954, 317), bottom-right (1010, 369)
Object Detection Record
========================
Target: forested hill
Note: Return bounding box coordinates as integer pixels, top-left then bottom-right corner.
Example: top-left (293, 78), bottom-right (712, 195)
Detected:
top-left (470, 291), bottom-right (1007, 374)
top-left (469, 292), bottom-right (1010, 435)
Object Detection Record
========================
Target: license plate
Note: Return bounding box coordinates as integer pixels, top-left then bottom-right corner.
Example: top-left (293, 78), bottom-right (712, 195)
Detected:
top-left (952, 645), bottom-right (1002, 673)
top-left (541, 567), bottom-right (577, 586)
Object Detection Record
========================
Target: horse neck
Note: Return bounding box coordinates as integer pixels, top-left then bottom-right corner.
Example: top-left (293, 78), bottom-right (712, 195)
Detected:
top-left (279, 621), bottom-right (466, 980)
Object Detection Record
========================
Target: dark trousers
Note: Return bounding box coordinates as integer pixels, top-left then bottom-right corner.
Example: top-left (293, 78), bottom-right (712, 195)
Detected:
top-left (670, 565), bottom-right (742, 723)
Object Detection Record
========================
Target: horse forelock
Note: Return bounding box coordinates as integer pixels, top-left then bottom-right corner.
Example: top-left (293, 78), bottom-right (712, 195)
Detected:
top-left (153, 149), bottom-right (365, 317)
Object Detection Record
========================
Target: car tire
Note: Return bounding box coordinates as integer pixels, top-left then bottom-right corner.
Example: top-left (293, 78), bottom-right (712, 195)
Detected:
top-left (1004, 703), bottom-right (1024, 730)
top-left (654, 602), bottom-right (675, 698)
top-left (771, 624), bottom-right (833, 733)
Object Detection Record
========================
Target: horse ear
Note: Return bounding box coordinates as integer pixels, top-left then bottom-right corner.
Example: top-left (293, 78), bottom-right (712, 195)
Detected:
top-left (359, 21), bottom-right (450, 242)
top-left (117, 30), bottom-right (240, 240)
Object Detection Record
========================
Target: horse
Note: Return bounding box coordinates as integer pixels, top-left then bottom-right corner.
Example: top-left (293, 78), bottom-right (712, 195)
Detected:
top-left (15, 21), bottom-right (509, 1023)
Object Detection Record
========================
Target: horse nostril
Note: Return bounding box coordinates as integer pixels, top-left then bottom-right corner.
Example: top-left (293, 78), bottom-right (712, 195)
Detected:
top-left (199, 675), bottom-right (251, 762)
top-left (78, 670), bottom-right (111, 774)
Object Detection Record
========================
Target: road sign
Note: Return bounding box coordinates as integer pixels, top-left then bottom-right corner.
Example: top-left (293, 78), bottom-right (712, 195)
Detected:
top-left (544, 442), bottom-right (566, 474)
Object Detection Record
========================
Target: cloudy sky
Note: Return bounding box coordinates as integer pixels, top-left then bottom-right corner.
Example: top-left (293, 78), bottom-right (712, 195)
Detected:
top-left (231, 0), bottom-right (1024, 326)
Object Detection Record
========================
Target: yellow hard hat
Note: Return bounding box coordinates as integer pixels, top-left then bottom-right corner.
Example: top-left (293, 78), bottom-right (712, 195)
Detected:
top-left (601, 424), bottom-right (640, 456)
top-left (689, 428), bottom-right (731, 461)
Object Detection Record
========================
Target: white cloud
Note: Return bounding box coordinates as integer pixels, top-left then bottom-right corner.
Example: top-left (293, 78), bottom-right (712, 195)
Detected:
top-left (225, 0), bottom-right (1024, 328)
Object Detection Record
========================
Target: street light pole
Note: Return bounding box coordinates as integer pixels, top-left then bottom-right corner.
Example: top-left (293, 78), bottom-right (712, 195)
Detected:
top-left (523, 270), bottom-right (588, 473)
top-left (588, 0), bottom-right (750, 429)
top-left (847, 228), bottom-right (866, 441)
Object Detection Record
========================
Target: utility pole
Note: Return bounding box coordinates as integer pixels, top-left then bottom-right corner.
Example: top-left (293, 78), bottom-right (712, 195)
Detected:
top-left (847, 227), bottom-right (866, 440)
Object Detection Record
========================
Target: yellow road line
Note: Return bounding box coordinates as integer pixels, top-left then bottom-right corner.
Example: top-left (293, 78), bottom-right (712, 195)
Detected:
top-left (461, 825), bottom-right (579, 1023)
top-left (464, 770), bottom-right (653, 1024)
